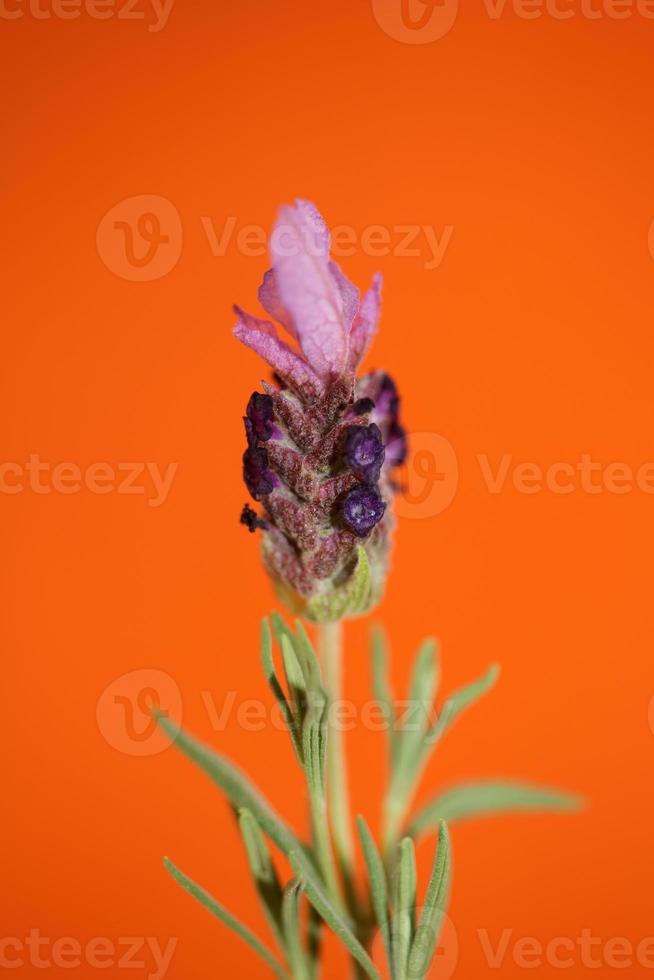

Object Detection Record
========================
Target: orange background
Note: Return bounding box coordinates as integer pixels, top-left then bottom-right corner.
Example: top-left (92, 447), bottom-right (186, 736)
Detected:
top-left (3, 2), bottom-right (654, 977)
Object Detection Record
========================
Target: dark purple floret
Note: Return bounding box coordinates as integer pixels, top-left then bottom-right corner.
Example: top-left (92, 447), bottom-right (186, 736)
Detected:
top-left (353, 397), bottom-right (375, 417)
top-left (240, 503), bottom-right (268, 533)
top-left (342, 423), bottom-right (385, 484)
top-left (341, 485), bottom-right (386, 538)
top-left (376, 374), bottom-right (400, 421)
top-left (386, 421), bottom-right (408, 468)
top-left (246, 392), bottom-right (274, 443)
top-left (243, 446), bottom-right (275, 500)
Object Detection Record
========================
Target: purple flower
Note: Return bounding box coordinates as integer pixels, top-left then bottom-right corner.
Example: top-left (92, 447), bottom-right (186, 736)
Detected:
top-left (232, 200), bottom-right (405, 620)
top-left (386, 421), bottom-right (408, 467)
top-left (353, 397), bottom-right (375, 416)
top-left (233, 200), bottom-right (382, 394)
top-left (243, 446), bottom-right (274, 500)
top-left (357, 370), bottom-right (408, 470)
top-left (342, 423), bottom-right (385, 484)
top-left (245, 392), bottom-right (274, 443)
top-left (341, 486), bottom-right (386, 538)
top-left (375, 374), bottom-right (400, 423)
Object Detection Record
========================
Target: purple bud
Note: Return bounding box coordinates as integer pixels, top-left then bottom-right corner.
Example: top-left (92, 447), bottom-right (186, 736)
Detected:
top-left (376, 374), bottom-right (400, 421)
top-left (341, 485), bottom-right (386, 538)
top-left (353, 397), bottom-right (375, 417)
top-left (342, 423), bottom-right (385, 484)
top-left (243, 446), bottom-right (275, 500)
top-left (386, 421), bottom-right (408, 468)
top-left (246, 391), bottom-right (274, 443)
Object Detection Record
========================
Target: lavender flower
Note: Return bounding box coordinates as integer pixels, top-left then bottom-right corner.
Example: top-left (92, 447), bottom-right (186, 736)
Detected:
top-left (342, 486), bottom-right (386, 538)
top-left (234, 200), bottom-right (406, 622)
top-left (245, 392), bottom-right (275, 443)
top-left (342, 423), bottom-right (385, 484)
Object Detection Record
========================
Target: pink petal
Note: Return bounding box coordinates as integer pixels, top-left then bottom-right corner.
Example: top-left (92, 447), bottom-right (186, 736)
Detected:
top-left (348, 272), bottom-right (383, 370)
top-left (329, 261), bottom-right (360, 328)
top-left (257, 268), bottom-right (296, 338)
top-left (233, 306), bottom-right (324, 400)
top-left (270, 199), bottom-right (349, 381)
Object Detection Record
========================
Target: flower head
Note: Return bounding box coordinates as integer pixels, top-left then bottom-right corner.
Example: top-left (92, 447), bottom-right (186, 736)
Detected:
top-left (234, 200), bottom-right (406, 622)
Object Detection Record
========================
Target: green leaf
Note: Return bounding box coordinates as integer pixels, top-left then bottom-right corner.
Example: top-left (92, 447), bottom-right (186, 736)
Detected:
top-left (409, 781), bottom-right (583, 839)
top-left (305, 545), bottom-right (373, 624)
top-left (306, 905), bottom-right (323, 980)
top-left (426, 663), bottom-right (500, 746)
top-left (392, 838), bottom-right (417, 980)
top-left (303, 710), bottom-right (327, 801)
top-left (157, 714), bottom-right (306, 860)
top-left (289, 849), bottom-right (381, 980)
top-left (239, 809), bottom-right (285, 952)
top-left (357, 816), bottom-right (393, 979)
top-left (371, 625), bottom-right (397, 761)
top-left (272, 614), bottom-right (310, 692)
top-left (293, 619), bottom-right (323, 690)
top-left (406, 823), bottom-right (451, 979)
top-left (163, 857), bottom-right (289, 979)
top-left (260, 619), bottom-right (303, 763)
top-left (382, 662), bottom-right (500, 857)
top-left (282, 878), bottom-right (310, 980)
top-left (393, 639), bottom-right (439, 782)
top-left (270, 610), bottom-right (295, 650)
top-left (301, 705), bottom-right (343, 910)
top-left (281, 634), bottom-right (308, 723)
top-left (270, 616), bottom-right (326, 734)
top-left (381, 640), bottom-right (438, 857)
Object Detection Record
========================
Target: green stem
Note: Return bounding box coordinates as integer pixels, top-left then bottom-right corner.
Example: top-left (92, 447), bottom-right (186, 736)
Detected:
top-left (319, 621), bottom-right (358, 914)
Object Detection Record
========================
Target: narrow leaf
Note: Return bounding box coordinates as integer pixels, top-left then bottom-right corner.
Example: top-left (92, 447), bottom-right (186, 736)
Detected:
top-left (382, 663), bottom-right (499, 857)
top-left (393, 639), bottom-right (439, 778)
top-left (409, 781), bottom-right (583, 839)
top-left (426, 664), bottom-right (500, 746)
top-left (281, 633), bottom-right (308, 722)
top-left (271, 614), bottom-right (321, 698)
top-left (301, 709), bottom-right (343, 914)
top-left (270, 610), bottom-right (295, 652)
top-left (293, 619), bottom-right (323, 689)
top-left (239, 809), bottom-right (285, 951)
top-left (357, 816), bottom-right (393, 978)
top-left (392, 838), bottom-right (417, 980)
top-left (303, 716), bottom-right (324, 801)
top-left (157, 715), bottom-right (306, 859)
top-left (260, 618), bottom-right (303, 762)
top-left (407, 823), bottom-right (451, 979)
top-left (289, 850), bottom-right (381, 980)
top-left (163, 857), bottom-right (289, 979)
top-left (306, 905), bottom-right (323, 980)
top-left (371, 625), bottom-right (397, 759)
top-left (282, 878), bottom-right (310, 980)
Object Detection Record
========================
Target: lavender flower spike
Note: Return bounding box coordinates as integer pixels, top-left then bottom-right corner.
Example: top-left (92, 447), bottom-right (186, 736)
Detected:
top-left (234, 199), bottom-right (407, 623)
